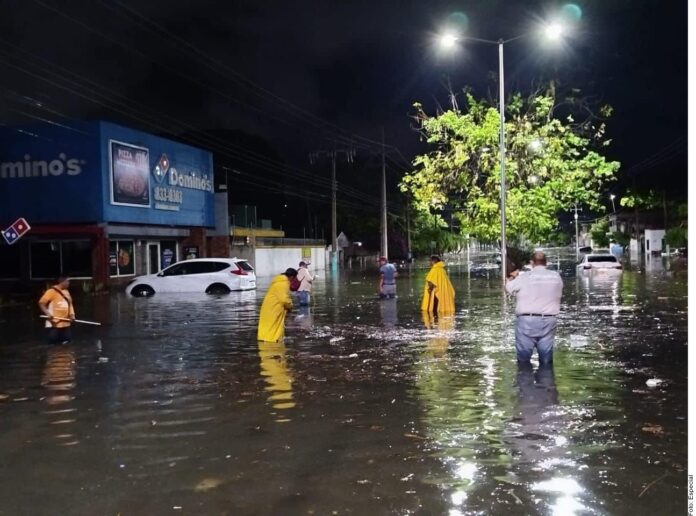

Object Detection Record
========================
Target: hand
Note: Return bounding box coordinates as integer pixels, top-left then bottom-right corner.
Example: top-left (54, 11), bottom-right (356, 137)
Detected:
top-left (508, 269), bottom-right (520, 280)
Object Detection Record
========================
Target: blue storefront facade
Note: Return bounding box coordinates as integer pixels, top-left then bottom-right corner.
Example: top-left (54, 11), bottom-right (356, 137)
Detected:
top-left (0, 121), bottom-right (227, 286)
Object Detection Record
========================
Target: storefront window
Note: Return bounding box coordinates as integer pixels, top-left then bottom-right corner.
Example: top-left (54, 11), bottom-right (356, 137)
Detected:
top-left (31, 241), bottom-right (61, 279)
top-left (160, 240), bottom-right (177, 269)
top-left (109, 240), bottom-right (135, 276)
top-left (0, 244), bottom-right (22, 279)
top-left (62, 241), bottom-right (92, 277)
top-left (31, 240), bottom-right (93, 279)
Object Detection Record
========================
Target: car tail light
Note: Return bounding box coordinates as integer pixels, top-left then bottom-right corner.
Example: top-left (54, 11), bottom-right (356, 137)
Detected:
top-left (231, 267), bottom-right (248, 276)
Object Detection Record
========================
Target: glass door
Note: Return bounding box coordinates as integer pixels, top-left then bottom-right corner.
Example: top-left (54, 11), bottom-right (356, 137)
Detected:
top-left (147, 242), bottom-right (161, 274)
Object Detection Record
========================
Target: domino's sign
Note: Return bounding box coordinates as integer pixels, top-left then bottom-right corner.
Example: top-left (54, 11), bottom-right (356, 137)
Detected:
top-left (0, 153), bottom-right (86, 179)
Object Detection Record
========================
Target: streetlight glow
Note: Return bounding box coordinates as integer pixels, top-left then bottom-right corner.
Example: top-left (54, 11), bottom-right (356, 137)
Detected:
top-left (439, 32), bottom-right (459, 50)
top-left (543, 22), bottom-right (564, 41)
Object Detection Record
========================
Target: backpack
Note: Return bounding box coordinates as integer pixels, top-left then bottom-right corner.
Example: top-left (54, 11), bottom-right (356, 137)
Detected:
top-left (289, 276), bottom-right (301, 292)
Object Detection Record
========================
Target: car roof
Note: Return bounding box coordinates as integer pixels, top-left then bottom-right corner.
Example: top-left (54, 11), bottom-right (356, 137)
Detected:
top-left (586, 254), bottom-right (616, 258)
top-left (175, 258), bottom-right (245, 263)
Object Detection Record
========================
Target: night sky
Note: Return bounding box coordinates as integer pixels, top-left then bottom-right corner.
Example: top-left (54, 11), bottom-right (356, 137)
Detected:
top-left (0, 0), bottom-right (687, 238)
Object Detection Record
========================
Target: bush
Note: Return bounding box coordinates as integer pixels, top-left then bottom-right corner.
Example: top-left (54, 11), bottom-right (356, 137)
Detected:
top-left (665, 227), bottom-right (687, 248)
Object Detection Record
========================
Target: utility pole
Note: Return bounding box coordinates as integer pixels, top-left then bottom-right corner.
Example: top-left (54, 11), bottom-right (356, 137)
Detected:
top-left (573, 203), bottom-right (582, 256)
top-left (380, 127), bottom-right (388, 260)
top-left (309, 148), bottom-right (355, 271)
top-left (663, 190), bottom-right (669, 255)
top-left (406, 207), bottom-right (412, 262)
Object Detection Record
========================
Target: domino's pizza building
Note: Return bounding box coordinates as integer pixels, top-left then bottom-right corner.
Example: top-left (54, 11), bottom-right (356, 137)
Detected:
top-left (0, 121), bottom-right (230, 288)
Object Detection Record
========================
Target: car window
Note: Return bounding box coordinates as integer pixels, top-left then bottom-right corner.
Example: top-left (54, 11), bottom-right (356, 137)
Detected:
top-left (209, 262), bottom-right (232, 272)
top-left (162, 263), bottom-right (187, 276)
top-left (588, 255), bottom-right (617, 263)
top-left (236, 260), bottom-right (254, 271)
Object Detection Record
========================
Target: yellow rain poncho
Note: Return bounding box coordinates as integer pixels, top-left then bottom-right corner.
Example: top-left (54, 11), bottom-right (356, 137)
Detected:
top-left (257, 274), bottom-right (294, 342)
top-left (421, 261), bottom-right (455, 314)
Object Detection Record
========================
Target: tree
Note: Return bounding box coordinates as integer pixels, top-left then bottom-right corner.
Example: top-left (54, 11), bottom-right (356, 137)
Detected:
top-left (589, 219), bottom-right (610, 248)
top-left (400, 89), bottom-right (621, 244)
top-left (665, 227), bottom-right (687, 249)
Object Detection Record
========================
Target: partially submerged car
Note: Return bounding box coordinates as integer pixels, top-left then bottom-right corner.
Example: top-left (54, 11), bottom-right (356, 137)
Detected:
top-left (126, 258), bottom-right (256, 296)
top-left (576, 253), bottom-right (623, 275)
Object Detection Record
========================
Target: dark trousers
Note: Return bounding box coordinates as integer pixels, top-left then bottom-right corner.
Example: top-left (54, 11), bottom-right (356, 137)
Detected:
top-left (47, 327), bottom-right (72, 344)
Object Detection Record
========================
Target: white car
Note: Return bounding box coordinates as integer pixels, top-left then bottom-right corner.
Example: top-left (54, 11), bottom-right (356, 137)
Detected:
top-left (126, 258), bottom-right (256, 296)
top-left (577, 253), bottom-right (623, 275)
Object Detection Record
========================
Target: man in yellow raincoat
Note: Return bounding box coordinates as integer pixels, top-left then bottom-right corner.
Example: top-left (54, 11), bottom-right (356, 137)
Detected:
top-left (421, 255), bottom-right (455, 314)
top-left (257, 268), bottom-right (298, 342)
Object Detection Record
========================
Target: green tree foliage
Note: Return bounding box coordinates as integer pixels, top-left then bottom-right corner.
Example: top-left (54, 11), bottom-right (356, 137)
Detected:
top-left (409, 212), bottom-right (464, 255)
top-left (619, 189), bottom-right (662, 210)
top-left (400, 90), bottom-right (621, 243)
top-left (590, 219), bottom-right (610, 248)
top-left (610, 231), bottom-right (631, 248)
top-left (665, 227), bottom-right (687, 248)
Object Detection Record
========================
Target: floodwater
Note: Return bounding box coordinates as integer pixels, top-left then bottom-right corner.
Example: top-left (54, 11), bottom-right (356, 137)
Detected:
top-left (0, 251), bottom-right (687, 515)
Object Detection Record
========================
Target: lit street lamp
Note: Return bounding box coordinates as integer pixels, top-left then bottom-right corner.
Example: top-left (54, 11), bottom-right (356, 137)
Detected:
top-left (610, 194), bottom-right (616, 213)
top-left (437, 21), bottom-right (567, 287)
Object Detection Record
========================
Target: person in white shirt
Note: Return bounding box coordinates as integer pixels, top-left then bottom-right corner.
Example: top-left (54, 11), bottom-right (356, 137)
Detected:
top-left (296, 261), bottom-right (316, 306)
top-left (505, 251), bottom-right (563, 364)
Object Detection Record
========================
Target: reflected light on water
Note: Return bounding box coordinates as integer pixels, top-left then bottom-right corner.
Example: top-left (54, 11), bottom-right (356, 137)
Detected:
top-left (258, 341), bottom-right (296, 410)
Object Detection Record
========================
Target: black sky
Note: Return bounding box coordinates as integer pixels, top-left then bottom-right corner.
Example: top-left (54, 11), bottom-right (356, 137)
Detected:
top-left (0, 0), bottom-right (687, 232)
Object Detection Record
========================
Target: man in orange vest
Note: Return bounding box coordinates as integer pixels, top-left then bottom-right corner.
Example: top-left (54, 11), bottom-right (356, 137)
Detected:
top-left (38, 276), bottom-right (75, 344)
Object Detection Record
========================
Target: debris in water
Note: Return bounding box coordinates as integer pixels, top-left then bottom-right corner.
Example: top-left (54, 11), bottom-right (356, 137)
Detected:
top-left (404, 433), bottom-right (427, 440)
top-left (194, 478), bottom-right (223, 492)
top-left (645, 379), bottom-right (663, 387)
top-left (329, 337), bottom-right (345, 343)
top-left (641, 424), bottom-right (664, 437)
top-left (348, 353), bottom-right (358, 358)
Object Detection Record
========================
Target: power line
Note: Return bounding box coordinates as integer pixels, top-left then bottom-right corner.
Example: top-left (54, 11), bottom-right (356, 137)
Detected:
top-left (0, 46), bottom-right (381, 205)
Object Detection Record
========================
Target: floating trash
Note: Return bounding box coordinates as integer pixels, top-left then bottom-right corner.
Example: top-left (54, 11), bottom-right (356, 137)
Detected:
top-left (645, 379), bottom-right (663, 388)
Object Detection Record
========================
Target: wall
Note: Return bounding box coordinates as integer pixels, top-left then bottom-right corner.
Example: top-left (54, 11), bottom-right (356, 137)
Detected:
top-left (644, 229), bottom-right (665, 254)
top-left (0, 121), bottom-right (215, 229)
top-left (99, 122), bottom-right (214, 227)
top-left (0, 121), bottom-right (103, 225)
top-left (254, 246), bottom-right (326, 277)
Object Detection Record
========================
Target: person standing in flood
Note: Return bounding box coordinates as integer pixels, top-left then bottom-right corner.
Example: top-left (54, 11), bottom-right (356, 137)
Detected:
top-left (38, 276), bottom-right (75, 344)
top-left (295, 261), bottom-right (316, 306)
top-left (421, 255), bottom-right (455, 315)
top-left (378, 256), bottom-right (398, 299)
top-left (257, 268), bottom-right (297, 343)
top-left (505, 251), bottom-right (563, 364)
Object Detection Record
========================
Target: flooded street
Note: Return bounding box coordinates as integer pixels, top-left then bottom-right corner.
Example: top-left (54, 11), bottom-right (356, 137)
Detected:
top-left (0, 252), bottom-right (687, 515)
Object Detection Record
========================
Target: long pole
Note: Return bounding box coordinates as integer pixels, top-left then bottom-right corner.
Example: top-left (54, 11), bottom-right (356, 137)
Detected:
top-left (498, 40), bottom-right (507, 286)
top-left (380, 127), bottom-right (388, 259)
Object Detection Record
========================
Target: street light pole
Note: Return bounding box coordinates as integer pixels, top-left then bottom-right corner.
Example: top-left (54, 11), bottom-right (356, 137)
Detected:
top-left (498, 39), bottom-right (507, 287)
top-left (380, 127), bottom-right (388, 260)
top-left (610, 194), bottom-right (616, 213)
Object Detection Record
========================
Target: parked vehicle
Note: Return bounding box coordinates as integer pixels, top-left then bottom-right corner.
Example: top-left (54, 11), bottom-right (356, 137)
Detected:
top-left (126, 258), bottom-right (256, 296)
top-left (576, 253), bottom-right (623, 275)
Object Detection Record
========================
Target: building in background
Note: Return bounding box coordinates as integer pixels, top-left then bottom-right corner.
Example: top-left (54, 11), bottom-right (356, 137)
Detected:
top-left (0, 121), bottom-right (230, 287)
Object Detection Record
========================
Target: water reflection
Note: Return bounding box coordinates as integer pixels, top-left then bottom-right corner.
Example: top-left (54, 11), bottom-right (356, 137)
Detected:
top-left (41, 346), bottom-right (78, 446)
top-left (293, 305), bottom-right (314, 331)
top-left (258, 341), bottom-right (295, 412)
top-left (422, 312), bottom-right (453, 357)
top-left (380, 298), bottom-right (398, 329)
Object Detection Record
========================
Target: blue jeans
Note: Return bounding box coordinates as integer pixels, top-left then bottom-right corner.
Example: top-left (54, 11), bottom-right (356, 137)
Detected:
top-left (297, 291), bottom-right (310, 306)
top-left (515, 316), bottom-right (557, 364)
